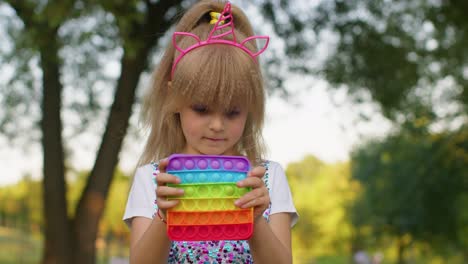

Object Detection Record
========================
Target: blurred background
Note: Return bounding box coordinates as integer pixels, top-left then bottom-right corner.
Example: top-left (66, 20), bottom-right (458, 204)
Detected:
top-left (0, 0), bottom-right (467, 263)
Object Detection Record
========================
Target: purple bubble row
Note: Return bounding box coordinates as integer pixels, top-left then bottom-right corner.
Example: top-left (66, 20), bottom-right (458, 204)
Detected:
top-left (168, 156), bottom-right (249, 172)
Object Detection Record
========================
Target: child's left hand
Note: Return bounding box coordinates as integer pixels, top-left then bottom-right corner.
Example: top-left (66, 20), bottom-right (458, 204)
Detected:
top-left (234, 166), bottom-right (269, 221)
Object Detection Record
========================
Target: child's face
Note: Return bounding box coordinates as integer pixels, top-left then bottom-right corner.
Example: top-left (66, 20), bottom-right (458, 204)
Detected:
top-left (179, 103), bottom-right (247, 156)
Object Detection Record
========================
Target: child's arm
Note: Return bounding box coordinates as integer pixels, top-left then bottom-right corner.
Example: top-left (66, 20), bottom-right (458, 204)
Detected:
top-left (249, 213), bottom-right (293, 263)
top-left (129, 159), bottom-right (183, 264)
top-left (236, 166), bottom-right (293, 264)
top-left (129, 217), bottom-right (172, 264)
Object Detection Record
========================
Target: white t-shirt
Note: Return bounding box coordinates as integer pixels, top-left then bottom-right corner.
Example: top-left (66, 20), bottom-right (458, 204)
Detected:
top-left (123, 160), bottom-right (298, 227)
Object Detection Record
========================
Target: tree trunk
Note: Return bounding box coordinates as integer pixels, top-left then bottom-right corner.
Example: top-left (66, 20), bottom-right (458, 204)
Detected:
top-left (396, 236), bottom-right (406, 264)
top-left (39, 30), bottom-right (73, 264)
top-left (7, 0), bottom-right (180, 263)
top-left (71, 2), bottom-right (175, 262)
top-left (72, 53), bottom-right (144, 263)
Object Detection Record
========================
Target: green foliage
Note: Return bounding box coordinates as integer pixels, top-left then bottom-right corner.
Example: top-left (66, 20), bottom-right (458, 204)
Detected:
top-left (313, 0), bottom-right (468, 119)
top-left (0, 227), bottom-right (41, 264)
top-left (0, 176), bottom-right (42, 230)
top-left (0, 226), bottom-right (129, 263)
top-left (0, 0), bottom-right (320, 261)
top-left (350, 123), bottom-right (468, 257)
top-left (0, 1), bottom-right (117, 141)
top-left (0, 168), bottom-right (130, 242)
top-left (287, 155), bottom-right (357, 262)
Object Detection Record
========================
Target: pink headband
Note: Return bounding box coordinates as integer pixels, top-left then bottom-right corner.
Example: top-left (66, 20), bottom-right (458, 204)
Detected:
top-left (171, 2), bottom-right (270, 79)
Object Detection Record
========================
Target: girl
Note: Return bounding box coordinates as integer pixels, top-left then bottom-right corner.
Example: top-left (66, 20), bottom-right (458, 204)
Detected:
top-left (123, 1), bottom-right (298, 263)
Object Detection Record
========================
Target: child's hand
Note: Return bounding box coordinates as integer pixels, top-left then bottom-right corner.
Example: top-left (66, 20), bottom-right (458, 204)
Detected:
top-left (235, 166), bottom-right (269, 221)
top-left (154, 158), bottom-right (185, 218)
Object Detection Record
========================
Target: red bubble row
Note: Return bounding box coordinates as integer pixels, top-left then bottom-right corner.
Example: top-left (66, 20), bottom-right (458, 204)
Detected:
top-left (167, 223), bottom-right (253, 241)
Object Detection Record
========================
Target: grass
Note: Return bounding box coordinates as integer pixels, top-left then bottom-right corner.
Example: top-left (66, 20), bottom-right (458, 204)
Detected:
top-left (0, 227), bottom-right (129, 264)
top-left (1, 227), bottom-right (465, 264)
top-left (0, 227), bottom-right (42, 263)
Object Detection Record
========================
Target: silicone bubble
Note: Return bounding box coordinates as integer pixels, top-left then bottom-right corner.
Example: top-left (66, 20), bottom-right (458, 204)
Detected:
top-left (237, 210), bottom-right (251, 223)
top-left (168, 226), bottom-right (185, 240)
top-left (165, 154), bottom-right (254, 241)
top-left (184, 226), bottom-right (198, 239)
top-left (238, 224), bottom-right (252, 237)
top-left (223, 211), bottom-right (236, 223)
top-left (223, 224), bottom-right (237, 237)
top-left (210, 225), bottom-right (223, 240)
top-left (197, 225), bottom-right (211, 239)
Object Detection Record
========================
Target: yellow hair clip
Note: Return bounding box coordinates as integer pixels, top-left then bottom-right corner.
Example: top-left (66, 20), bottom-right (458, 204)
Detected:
top-left (209, 11), bottom-right (224, 25)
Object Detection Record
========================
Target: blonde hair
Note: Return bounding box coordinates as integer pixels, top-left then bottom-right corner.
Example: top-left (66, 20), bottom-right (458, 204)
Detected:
top-left (139, 0), bottom-right (266, 165)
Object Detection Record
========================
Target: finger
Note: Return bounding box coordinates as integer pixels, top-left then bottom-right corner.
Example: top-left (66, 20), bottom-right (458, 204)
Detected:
top-left (237, 195), bottom-right (269, 209)
top-left (247, 166), bottom-right (266, 178)
top-left (156, 199), bottom-right (180, 210)
top-left (237, 176), bottom-right (264, 188)
top-left (156, 172), bottom-right (181, 185)
top-left (158, 158), bottom-right (169, 173)
top-left (234, 188), bottom-right (265, 207)
top-left (156, 186), bottom-right (184, 197)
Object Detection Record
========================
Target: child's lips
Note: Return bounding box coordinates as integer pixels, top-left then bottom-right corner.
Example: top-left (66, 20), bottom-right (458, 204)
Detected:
top-left (204, 137), bottom-right (225, 142)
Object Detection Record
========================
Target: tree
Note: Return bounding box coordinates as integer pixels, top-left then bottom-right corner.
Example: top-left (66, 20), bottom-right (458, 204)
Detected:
top-left (287, 155), bottom-right (357, 263)
top-left (305, 2), bottom-right (468, 261)
top-left (1, 0), bottom-right (181, 262)
top-left (0, 1), bottom-right (314, 263)
top-left (350, 123), bottom-right (468, 263)
top-left (312, 0), bottom-right (468, 121)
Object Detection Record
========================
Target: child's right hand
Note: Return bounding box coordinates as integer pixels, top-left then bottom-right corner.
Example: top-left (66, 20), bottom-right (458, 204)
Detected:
top-left (154, 158), bottom-right (185, 219)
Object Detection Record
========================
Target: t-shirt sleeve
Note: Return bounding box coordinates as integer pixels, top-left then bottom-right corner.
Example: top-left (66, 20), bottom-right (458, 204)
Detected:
top-left (268, 161), bottom-right (299, 227)
top-left (122, 164), bottom-right (156, 228)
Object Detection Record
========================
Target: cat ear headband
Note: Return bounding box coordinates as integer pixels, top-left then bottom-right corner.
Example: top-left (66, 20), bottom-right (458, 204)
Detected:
top-left (171, 2), bottom-right (270, 79)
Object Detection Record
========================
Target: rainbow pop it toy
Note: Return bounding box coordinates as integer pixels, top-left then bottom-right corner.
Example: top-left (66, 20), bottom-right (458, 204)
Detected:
top-left (166, 154), bottom-right (253, 241)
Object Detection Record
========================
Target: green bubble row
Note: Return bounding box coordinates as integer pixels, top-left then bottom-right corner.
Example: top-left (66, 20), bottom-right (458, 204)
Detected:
top-left (167, 183), bottom-right (249, 199)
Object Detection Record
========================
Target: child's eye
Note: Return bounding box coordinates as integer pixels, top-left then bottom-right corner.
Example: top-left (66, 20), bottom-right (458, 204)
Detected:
top-left (191, 104), bottom-right (208, 114)
top-left (225, 108), bottom-right (241, 118)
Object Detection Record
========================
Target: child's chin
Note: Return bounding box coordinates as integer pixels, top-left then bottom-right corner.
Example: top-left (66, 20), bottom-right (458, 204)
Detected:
top-left (198, 148), bottom-right (231, 156)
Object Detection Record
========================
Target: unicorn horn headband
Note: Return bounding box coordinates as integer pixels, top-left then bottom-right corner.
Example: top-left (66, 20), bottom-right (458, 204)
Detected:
top-left (171, 2), bottom-right (270, 79)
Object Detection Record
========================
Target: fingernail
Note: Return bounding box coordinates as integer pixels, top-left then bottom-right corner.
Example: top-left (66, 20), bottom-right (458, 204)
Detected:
top-left (234, 200), bottom-right (240, 206)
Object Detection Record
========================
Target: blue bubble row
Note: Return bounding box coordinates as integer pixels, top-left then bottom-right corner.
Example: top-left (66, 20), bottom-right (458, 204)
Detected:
top-left (168, 171), bottom-right (247, 184)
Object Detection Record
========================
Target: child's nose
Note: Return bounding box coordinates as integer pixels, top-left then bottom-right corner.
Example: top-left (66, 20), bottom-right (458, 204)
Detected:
top-left (209, 113), bottom-right (225, 132)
